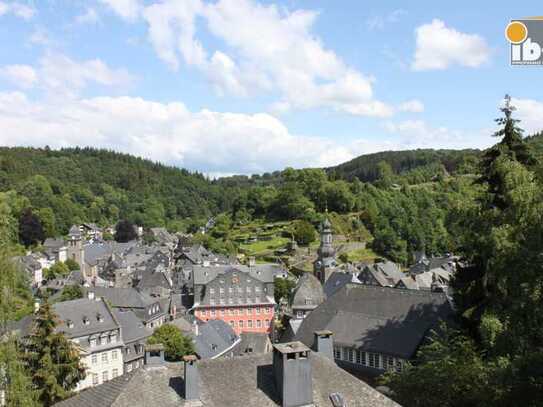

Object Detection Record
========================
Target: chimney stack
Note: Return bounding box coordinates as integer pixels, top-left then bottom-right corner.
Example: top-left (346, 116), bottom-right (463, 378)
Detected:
top-left (272, 342), bottom-right (313, 407)
top-left (314, 330), bottom-right (334, 360)
top-left (144, 344), bottom-right (165, 366)
top-left (183, 355), bottom-right (201, 405)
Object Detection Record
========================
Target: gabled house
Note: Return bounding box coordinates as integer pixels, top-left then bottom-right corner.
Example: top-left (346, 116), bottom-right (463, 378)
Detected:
top-left (290, 284), bottom-right (454, 377)
top-left (83, 287), bottom-right (167, 330)
top-left (358, 261), bottom-right (404, 287)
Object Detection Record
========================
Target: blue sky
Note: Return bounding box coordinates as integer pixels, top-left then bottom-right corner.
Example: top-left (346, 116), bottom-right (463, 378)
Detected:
top-left (0, 0), bottom-right (542, 176)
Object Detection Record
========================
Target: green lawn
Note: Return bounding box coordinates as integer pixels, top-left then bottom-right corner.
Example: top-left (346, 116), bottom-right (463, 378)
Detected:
top-left (342, 247), bottom-right (379, 263)
top-left (239, 236), bottom-right (290, 257)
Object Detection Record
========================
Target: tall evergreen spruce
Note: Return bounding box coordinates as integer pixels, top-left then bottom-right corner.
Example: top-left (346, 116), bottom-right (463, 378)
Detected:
top-left (479, 94), bottom-right (536, 209)
top-left (0, 339), bottom-right (38, 407)
top-left (24, 298), bottom-right (85, 406)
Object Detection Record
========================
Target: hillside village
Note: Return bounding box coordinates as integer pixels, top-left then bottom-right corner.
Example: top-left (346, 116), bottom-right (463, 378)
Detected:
top-left (2, 210), bottom-right (460, 406)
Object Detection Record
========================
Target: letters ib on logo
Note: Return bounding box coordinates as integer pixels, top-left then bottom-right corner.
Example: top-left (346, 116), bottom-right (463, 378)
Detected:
top-left (506, 18), bottom-right (543, 65)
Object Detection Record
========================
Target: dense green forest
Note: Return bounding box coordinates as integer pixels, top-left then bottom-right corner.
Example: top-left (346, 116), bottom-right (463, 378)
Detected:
top-left (1, 130), bottom-right (542, 266)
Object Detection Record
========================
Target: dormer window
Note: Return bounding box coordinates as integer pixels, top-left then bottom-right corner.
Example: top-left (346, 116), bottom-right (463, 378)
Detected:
top-left (97, 313), bottom-right (104, 322)
top-left (66, 319), bottom-right (74, 328)
top-left (83, 316), bottom-right (90, 325)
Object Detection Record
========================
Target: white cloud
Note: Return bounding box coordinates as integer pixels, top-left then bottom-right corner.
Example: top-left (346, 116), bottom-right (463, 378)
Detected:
top-left (398, 99), bottom-right (425, 113)
top-left (511, 98), bottom-right (543, 135)
top-left (136, 0), bottom-right (392, 117)
top-left (366, 9), bottom-right (406, 31)
top-left (38, 53), bottom-right (136, 97)
top-left (29, 28), bottom-right (54, 46)
top-left (0, 1), bottom-right (35, 20)
top-left (74, 8), bottom-right (100, 25)
top-left (99, 0), bottom-right (141, 21)
top-left (0, 64), bottom-right (37, 88)
top-left (0, 54), bottom-right (136, 97)
top-left (0, 91), bottom-right (357, 174)
top-left (412, 19), bottom-right (491, 71)
top-left (384, 119), bottom-right (492, 150)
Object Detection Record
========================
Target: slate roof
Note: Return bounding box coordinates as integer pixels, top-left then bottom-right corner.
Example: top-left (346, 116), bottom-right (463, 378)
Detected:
top-left (290, 272), bottom-right (325, 310)
top-left (396, 276), bottom-right (419, 290)
top-left (55, 352), bottom-right (398, 407)
top-left (43, 238), bottom-right (67, 249)
top-left (112, 309), bottom-right (152, 344)
top-left (323, 271), bottom-right (360, 298)
top-left (17, 298), bottom-right (120, 347)
top-left (233, 332), bottom-right (272, 356)
top-left (293, 284), bottom-right (454, 359)
top-left (53, 298), bottom-right (119, 340)
top-left (190, 319), bottom-right (239, 359)
top-left (192, 264), bottom-right (280, 285)
top-left (69, 225), bottom-right (82, 238)
top-left (84, 287), bottom-right (155, 309)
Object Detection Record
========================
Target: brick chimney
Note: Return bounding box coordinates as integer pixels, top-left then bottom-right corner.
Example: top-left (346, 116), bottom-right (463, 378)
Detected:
top-left (314, 330), bottom-right (333, 360)
top-left (183, 355), bottom-right (201, 405)
top-left (272, 342), bottom-right (313, 407)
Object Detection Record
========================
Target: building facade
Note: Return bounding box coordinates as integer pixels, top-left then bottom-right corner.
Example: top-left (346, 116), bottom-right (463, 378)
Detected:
top-left (192, 266), bottom-right (276, 335)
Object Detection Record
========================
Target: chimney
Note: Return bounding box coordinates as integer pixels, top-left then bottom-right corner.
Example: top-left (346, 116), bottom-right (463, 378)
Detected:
top-left (314, 330), bottom-right (334, 360)
top-left (183, 355), bottom-right (201, 404)
top-left (272, 342), bottom-right (313, 407)
top-left (144, 344), bottom-right (165, 366)
top-left (87, 291), bottom-right (95, 300)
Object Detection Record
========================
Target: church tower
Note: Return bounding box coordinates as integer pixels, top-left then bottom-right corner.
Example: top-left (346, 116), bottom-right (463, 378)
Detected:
top-left (313, 217), bottom-right (337, 285)
top-left (67, 225), bottom-right (85, 276)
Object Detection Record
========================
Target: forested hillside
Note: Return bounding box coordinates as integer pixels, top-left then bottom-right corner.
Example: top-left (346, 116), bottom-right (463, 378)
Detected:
top-left (0, 147), bottom-right (234, 234)
top-left (1, 131), bottom-right (542, 266)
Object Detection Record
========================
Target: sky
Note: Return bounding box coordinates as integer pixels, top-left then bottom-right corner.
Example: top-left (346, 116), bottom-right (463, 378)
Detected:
top-left (0, 0), bottom-right (542, 177)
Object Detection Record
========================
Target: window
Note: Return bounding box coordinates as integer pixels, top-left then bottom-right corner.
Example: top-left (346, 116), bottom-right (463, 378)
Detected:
top-left (229, 287), bottom-right (233, 294)
top-left (333, 346), bottom-right (341, 360)
top-left (248, 320), bottom-right (253, 328)
top-left (264, 307), bottom-right (269, 314)
top-left (246, 286), bottom-right (252, 293)
top-left (126, 347), bottom-right (131, 355)
top-left (102, 352), bottom-right (108, 363)
top-left (247, 297), bottom-right (253, 304)
top-left (210, 288), bottom-right (215, 295)
top-left (102, 371), bottom-right (109, 382)
top-left (239, 320), bottom-right (244, 328)
top-left (228, 298), bottom-right (233, 304)
top-left (112, 369), bottom-right (119, 378)
top-left (219, 287), bottom-right (224, 294)
top-left (256, 320), bottom-right (262, 328)
top-left (357, 351), bottom-right (367, 366)
top-left (230, 321), bottom-right (235, 327)
top-left (220, 309), bottom-right (225, 316)
top-left (255, 286), bottom-right (261, 293)
top-left (127, 363), bottom-right (133, 372)
top-left (90, 338), bottom-right (96, 347)
top-left (384, 355), bottom-right (394, 371)
top-left (347, 348), bottom-right (355, 363)
top-left (395, 359), bottom-right (403, 373)
top-left (256, 308), bottom-right (261, 315)
top-left (210, 299), bottom-right (215, 306)
top-left (91, 354), bottom-right (97, 364)
top-left (210, 309), bottom-right (216, 317)
top-left (220, 298), bottom-right (225, 305)
top-left (368, 353), bottom-right (380, 369)
top-left (111, 334), bottom-right (117, 343)
top-left (112, 350), bottom-right (118, 360)
top-left (92, 374), bottom-right (99, 385)
top-left (246, 308), bottom-right (252, 315)
top-left (265, 319), bottom-right (270, 326)
top-left (229, 309), bottom-right (234, 316)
